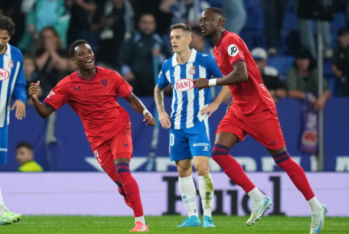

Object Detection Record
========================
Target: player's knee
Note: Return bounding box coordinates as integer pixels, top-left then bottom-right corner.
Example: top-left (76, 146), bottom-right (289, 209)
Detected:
top-left (194, 162), bottom-right (209, 176)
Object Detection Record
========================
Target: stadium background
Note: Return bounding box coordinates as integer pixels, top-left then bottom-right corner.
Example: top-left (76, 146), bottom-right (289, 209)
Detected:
top-left (1, 0), bottom-right (349, 220)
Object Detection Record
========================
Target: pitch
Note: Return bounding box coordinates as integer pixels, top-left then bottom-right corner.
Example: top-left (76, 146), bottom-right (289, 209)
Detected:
top-left (1, 215), bottom-right (349, 233)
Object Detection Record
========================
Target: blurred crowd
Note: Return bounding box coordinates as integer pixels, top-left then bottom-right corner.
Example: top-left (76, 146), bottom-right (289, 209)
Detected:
top-left (1, 0), bottom-right (349, 109)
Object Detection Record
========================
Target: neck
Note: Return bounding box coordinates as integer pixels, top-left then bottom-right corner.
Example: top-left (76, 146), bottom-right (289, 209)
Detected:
top-left (0, 44), bottom-right (7, 55)
top-left (211, 29), bottom-right (224, 46)
top-left (78, 67), bottom-right (96, 79)
top-left (176, 48), bottom-right (192, 64)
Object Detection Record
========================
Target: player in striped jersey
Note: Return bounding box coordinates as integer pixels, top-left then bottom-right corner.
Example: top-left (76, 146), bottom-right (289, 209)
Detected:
top-left (0, 15), bottom-right (25, 225)
top-left (154, 23), bottom-right (229, 228)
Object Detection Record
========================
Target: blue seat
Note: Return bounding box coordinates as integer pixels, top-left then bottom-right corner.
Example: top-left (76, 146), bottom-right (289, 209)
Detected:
top-left (283, 12), bottom-right (298, 31)
top-left (267, 56), bottom-right (294, 79)
top-left (331, 13), bottom-right (346, 32)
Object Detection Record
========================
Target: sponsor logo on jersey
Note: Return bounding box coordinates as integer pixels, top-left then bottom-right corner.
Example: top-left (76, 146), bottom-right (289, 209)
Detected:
top-left (0, 68), bottom-right (10, 81)
top-left (174, 79), bottom-right (194, 92)
top-left (189, 66), bottom-right (196, 75)
top-left (227, 44), bottom-right (239, 57)
top-left (74, 86), bottom-right (81, 91)
top-left (47, 91), bottom-right (55, 98)
top-left (8, 60), bottom-right (14, 69)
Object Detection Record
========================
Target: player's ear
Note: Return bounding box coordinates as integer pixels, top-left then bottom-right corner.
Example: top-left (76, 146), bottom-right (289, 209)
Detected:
top-left (187, 35), bottom-right (192, 44)
top-left (72, 57), bottom-right (76, 65)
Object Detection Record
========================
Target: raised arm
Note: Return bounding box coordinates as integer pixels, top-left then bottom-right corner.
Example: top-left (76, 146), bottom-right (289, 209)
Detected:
top-left (194, 61), bottom-right (248, 90)
top-left (154, 85), bottom-right (171, 129)
top-left (29, 81), bottom-right (55, 118)
top-left (124, 93), bottom-right (155, 126)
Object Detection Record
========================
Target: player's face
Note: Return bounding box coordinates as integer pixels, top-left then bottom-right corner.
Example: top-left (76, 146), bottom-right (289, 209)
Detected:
top-left (170, 29), bottom-right (191, 54)
top-left (0, 30), bottom-right (11, 54)
top-left (73, 44), bottom-right (95, 71)
top-left (200, 10), bottom-right (219, 38)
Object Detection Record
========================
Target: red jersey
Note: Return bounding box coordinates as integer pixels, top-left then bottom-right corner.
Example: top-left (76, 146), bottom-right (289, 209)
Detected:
top-left (44, 66), bottom-right (133, 147)
top-left (213, 31), bottom-right (275, 115)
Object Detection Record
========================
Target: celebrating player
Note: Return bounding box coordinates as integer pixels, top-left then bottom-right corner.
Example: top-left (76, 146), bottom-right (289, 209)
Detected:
top-left (154, 23), bottom-right (229, 228)
top-left (195, 8), bottom-right (327, 234)
top-left (0, 15), bottom-right (24, 225)
top-left (29, 40), bottom-right (155, 232)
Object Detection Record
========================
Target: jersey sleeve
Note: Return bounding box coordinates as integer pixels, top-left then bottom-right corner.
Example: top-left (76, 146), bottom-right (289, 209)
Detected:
top-left (205, 55), bottom-right (223, 78)
top-left (114, 72), bottom-right (133, 98)
top-left (223, 36), bottom-right (245, 66)
top-left (12, 55), bottom-right (27, 104)
top-left (43, 78), bottom-right (69, 110)
top-left (157, 65), bottom-right (170, 89)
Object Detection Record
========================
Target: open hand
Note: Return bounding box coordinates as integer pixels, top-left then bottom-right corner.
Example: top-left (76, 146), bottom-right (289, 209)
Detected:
top-left (143, 112), bottom-right (156, 126)
top-left (159, 111), bottom-right (171, 129)
top-left (11, 100), bottom-right (26, 120)
top-left (201, 102), bottom-right (219, 117)
top-left (194, 78), bottom-right (209, 90)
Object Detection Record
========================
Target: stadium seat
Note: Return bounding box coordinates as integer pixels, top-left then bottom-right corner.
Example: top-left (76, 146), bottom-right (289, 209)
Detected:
top-left (267, 56), bottom-right (294, 79)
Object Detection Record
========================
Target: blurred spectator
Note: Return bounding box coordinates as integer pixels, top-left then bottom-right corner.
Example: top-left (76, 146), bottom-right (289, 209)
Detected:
top-left (331, 28), bottom-right (349, 97)
top-left (35, 27), bottom-right (75, 96)
top-left (65, 0), bottom-right (97, 48)
top-left (262, 0), bottom-right (287, 56)
top-left (251, 47), bottom-right (287, 102)
top-left (160, 0), bottom-right (210, 27)
top-left (16, 142), bottom-right (43, 172)
top-left (120, 13), bottom-right (170, 96)
top-left (23, 54), bottom-right (49, 103)
top-left (19, 0), bottom-right (70, 52)
top-left (91, 0), bottom-right (134, 69)
top-left (190, 26), bottom-right (212, 55)
top-left (223, 0), bottom-right (246, 34)
top-left (296, 0), bottom-right (332, 59)
top-left (285, 49), bottom-right (330, 111)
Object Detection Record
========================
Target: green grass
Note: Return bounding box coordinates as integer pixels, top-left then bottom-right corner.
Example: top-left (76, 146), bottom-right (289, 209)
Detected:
top-left (1, 216), bottom-right (349, 234)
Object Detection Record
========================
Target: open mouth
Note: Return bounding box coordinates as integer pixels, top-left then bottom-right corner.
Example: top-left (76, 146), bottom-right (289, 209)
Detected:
top-left (84, 59), bottom-right (93, 64)
top-left (173, 46), bottom-right (178, 50)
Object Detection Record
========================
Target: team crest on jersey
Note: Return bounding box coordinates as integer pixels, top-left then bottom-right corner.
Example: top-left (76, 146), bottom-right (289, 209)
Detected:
top-left (174, 79), bottom-right (194, 92)
top-left (227, 44), bottom-right (239, 57)
top-left (47, 91), bottom-right (55, 98)
top-left (101, 79), bottom-right (108, 87)
top-left (189, 66), bottom-right (196, 75)
top-left (0, 68), bottom-right (10, 81)
top-left (8, 60), bottom-right (14, 69)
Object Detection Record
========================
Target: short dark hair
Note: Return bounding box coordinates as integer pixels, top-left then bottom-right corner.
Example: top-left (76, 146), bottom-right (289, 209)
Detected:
top-left (191, 26), bottom-right (203, 37)
top-left (204, 7), bottom-right (226, 26)
top-left (0, 15), bottom-right (15, 36)
top-left (170, 23), bottom-right (192, 33)
top-left (16, 142), bottom-right (34, 151)
top-left (337, 28), bottom-right (349, 37)
top-left (69, 39), bottom-right (90, 58)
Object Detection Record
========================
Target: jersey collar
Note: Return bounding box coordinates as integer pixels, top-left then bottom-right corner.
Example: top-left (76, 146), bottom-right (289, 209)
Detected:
top-left (172, 49), bottom-right (197, 67)
top-left (2, 43), bottom-right (11, 56)
top-left (216, 30), bottom-right (228, 47)
top-left (76, 66), bottom-right (98, 81)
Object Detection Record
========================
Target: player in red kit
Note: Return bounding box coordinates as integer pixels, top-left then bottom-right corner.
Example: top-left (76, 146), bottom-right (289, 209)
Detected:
top-left (29, 40), bottom-right (154, 232)
top-left (195, 8), bottom-right (327, 234)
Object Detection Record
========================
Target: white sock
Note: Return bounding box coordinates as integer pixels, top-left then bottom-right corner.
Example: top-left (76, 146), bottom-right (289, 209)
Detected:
top-left (135, 216), bottom-right (146, 225)
top-left (0, 186), bottom-right (7, 215)
top-left (178, 175), bottom-right (198, 217)
top-left (199, 174), bottom-right (214, 217)
top-left (247, 187), bottom-right (264, 202)
top-left (308, 196), bottom-right (323, 213)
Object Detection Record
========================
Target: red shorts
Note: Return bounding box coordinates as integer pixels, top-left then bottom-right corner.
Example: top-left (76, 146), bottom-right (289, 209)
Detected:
top-left (91, 130), bottom-right (133, 182)
top-left (216, 108), bottom-right (285, 150)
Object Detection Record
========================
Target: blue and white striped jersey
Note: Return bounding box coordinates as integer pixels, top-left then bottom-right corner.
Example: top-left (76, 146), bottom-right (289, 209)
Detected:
top-left (157, 49), bottom-right (222, 129)
top-left (0, 43), bottom-right (27, 128)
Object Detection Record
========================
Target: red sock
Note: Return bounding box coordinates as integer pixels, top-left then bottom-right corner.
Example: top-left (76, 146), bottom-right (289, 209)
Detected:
top-left (116, 163), bottom-right (144, 217)
top-left (212, 144), bottom-right (255, 193)
top-left (275, 153), bottom-right (315, 200)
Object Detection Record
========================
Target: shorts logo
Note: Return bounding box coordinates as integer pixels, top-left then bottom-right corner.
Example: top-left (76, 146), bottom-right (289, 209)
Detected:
top-left (189, 66), bottom-right (196, 75)
top-left (193, 143), bottom-right (209, 151)
top-left (174, 79), bottom-right (194, 92)
top-left (227, 44), bottom-right (239, 57)
top-left (204, 146), bottom-right (209, 151)
top-left (0, 68), bottom-right (10, 81)
top-left (270, 140), bottom-right (276, 146)
top-left (94, 151), bottom-right (101, 163)
top-left (123, 143), bottom-right (129, 147)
